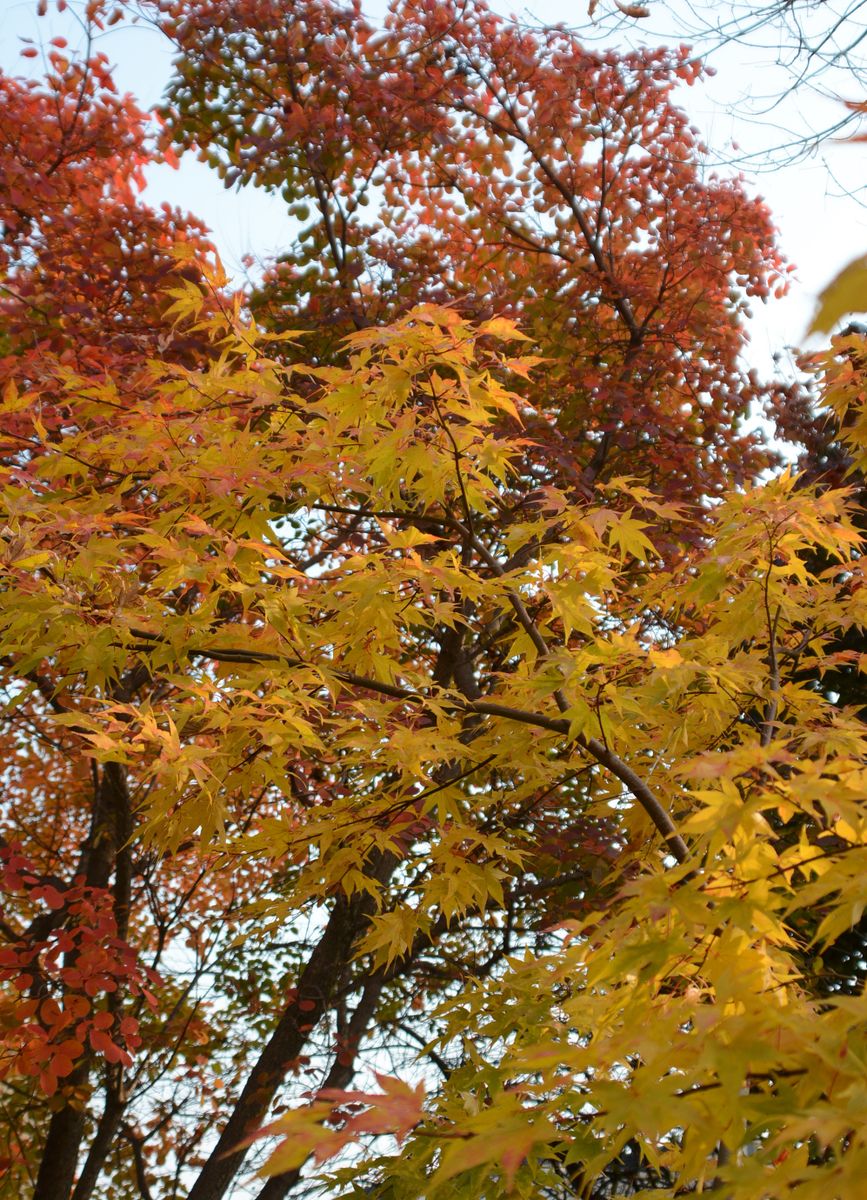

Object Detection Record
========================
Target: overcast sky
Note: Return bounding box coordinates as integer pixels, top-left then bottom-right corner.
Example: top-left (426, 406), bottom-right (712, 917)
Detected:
top-left (3, 0), bottom-right (867, 378)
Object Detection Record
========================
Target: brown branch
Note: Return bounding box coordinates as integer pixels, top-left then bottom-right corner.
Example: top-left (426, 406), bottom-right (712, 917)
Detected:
top-left (253, 969), bottom-right (390, 1200)
top-left (69, 1074), bottom-right (127, 1200)
top-left (431, 517), bottom-right (689, 862)
top-left (186, 893), bottom-right (373, 1200)
top-left (119, 1123), bottom-right (155, 1200)
top-left (127, 628), bottom-right (687, 862)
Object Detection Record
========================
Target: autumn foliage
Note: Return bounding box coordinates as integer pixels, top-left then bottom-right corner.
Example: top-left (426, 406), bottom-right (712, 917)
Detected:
top-left (1, 3), bottom-right (866, 1199)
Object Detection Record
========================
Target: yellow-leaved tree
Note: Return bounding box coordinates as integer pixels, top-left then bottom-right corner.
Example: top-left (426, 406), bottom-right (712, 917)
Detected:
top-left (2, 265), bottom-right (867, 1198)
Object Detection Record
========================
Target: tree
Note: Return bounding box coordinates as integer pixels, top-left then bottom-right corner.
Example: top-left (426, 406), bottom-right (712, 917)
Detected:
top-left (1, 3), bottom-right (866, 1200)
top-left (152, 0), bottom-right (793, 505)
top-left (0, 26), bottom-right (216, 370)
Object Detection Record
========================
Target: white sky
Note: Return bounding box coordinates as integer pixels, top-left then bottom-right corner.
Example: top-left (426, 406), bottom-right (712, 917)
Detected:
top-left (2, 0), bottom-right (866, 379)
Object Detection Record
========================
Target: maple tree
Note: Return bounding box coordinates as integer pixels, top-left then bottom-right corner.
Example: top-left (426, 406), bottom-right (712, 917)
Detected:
top-left (1, 2), bottom-right (867, 1200)
top-left (150, 0), bottom-right (801, 511)
top-left (0, 31), bottom-right (216, 364)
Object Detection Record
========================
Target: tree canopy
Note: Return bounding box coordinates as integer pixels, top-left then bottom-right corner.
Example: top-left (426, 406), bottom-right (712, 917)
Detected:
top-left (1, 3), bottom-right (867, 1200)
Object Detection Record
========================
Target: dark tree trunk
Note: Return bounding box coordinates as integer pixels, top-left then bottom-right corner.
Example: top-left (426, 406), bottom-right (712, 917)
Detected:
top-left (186, 893), bottom-right (372, 1200)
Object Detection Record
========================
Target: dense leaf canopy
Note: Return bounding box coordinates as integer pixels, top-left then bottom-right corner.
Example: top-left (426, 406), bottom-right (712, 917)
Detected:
top-left (1, 3), bottom-right (866, 1200)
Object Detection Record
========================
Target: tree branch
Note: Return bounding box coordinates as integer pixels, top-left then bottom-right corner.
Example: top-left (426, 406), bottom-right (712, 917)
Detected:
top-left (127, 628), bottom-right (688, 863)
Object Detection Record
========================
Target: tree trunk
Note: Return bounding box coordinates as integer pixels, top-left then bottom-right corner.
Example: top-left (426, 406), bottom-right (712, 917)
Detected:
top-left (186, 893), bottom-right (371, 1200)
top-left (32, 1068), bottom-right (89, 1200)
top-left (32, 762), bottom-right (131, 1200)
top-left (254, 968), bottom-right (389, 1200)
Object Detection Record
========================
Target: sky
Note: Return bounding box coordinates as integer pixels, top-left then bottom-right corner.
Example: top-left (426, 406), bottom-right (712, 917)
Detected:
top-left (2, 0), bottom-right (867, 380)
